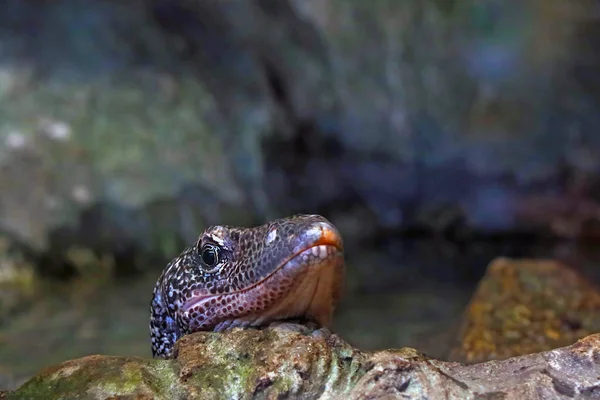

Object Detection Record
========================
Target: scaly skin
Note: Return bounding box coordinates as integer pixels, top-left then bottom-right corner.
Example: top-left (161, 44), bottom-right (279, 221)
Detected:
top-left (149, 214), bottom-right (345, 358)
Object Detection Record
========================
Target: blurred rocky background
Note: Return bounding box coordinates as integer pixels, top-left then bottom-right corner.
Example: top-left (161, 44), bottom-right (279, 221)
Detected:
top-left (1, 0), bottom-right (600, 390)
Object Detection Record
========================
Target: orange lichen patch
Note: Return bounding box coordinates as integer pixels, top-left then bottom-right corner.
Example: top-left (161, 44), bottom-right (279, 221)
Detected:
top-left (450, 257), bottom-right (600, 363)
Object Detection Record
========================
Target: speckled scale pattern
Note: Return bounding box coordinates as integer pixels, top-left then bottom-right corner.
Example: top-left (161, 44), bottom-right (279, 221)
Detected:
top-left (149, 214), bottom-right (345, 358)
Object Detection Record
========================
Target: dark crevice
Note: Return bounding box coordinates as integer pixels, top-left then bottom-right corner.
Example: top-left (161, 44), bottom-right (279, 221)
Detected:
top-left (151, 1), bottom-right (205, 60)
top-left (32, 255), bottom-right (77, 280)
top-left (262, 59), bottom-right (291, 114)
top-left (542, 369), bottom-right (576, 398)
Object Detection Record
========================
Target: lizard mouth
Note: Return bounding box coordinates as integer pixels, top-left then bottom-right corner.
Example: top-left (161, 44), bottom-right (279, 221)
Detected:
top-left (182, 221), bottom-right (343, 313)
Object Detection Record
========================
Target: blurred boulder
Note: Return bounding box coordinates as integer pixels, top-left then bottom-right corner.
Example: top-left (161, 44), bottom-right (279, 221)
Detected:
top-left (0, 0), bottom-right (599, 275)
top-left (450, 257), bottom-right (600, 363)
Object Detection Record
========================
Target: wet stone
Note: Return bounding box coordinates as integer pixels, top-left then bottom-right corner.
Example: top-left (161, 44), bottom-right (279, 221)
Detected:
top-left (450, 257), bottom-right (600, 363)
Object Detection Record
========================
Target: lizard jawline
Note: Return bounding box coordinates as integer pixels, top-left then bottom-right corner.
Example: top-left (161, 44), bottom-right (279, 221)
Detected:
top-left (181, 243), bottom-right (343, 314)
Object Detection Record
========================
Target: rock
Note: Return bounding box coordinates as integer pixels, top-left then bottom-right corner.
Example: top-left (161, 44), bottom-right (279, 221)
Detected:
top-left (2, 0), bottom-right (600, 276)
top-left (0, 0), bottom-right (270, 275)
top-left (6, 325), bottom-right (600, 399)
top-left (450, 258), bottom-right (600, 363)
top-left (258, 0), bottom-right (600, 238)
top-left (0, 235), bottom-right (36, 327)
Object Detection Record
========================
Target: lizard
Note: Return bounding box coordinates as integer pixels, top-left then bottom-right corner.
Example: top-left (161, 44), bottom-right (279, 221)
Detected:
top-left (149, 214), bottom-right (345, 358)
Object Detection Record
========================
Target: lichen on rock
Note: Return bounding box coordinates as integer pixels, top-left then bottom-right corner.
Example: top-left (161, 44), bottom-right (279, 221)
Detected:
top-left (451, 257), bottom-right (600, 363)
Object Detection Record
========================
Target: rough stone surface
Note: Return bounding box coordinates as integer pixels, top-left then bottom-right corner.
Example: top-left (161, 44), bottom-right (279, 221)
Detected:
top-left (1, 1), bottom-right (600, 276)
top-left (6, 326), bottom-right (600, 399)
top-left (450, 257), bottom-right (600, 363)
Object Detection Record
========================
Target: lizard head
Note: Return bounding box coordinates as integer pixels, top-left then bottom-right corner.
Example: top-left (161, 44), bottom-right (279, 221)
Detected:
top-left (150, 214), bottom-right (344, 357)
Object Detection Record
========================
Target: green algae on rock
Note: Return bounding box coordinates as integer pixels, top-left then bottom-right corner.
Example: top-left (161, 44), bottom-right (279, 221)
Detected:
top-left (6, 356), bottom-right (179, 399)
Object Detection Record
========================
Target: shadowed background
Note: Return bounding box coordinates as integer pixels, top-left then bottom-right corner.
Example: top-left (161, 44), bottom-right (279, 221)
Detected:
top-left (1, 0), bottom-right (599, 389)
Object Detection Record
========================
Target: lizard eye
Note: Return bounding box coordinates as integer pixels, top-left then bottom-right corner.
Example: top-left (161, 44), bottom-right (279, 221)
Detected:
top-left (200, 244), bottom-right (219, 268)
